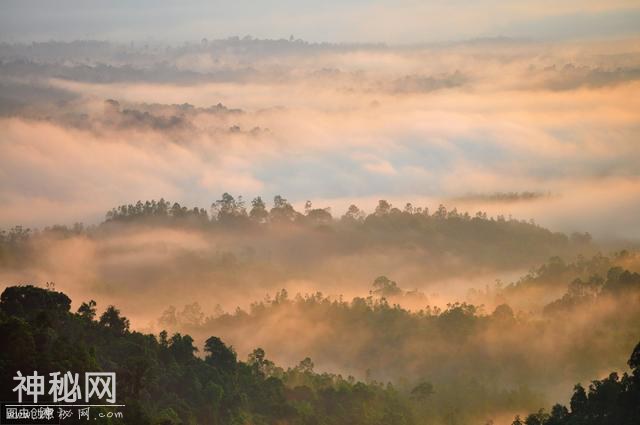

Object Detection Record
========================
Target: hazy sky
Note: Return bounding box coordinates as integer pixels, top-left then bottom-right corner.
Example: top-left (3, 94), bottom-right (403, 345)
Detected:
top-left (0, 3), bottom-right (639, 240)
top-left (1, 37), bottom-right (639, 238)
top-left (1, 0), bottom-right (640, 43)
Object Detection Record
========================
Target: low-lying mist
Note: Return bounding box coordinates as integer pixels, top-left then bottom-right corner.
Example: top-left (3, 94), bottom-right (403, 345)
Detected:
top-left (4, 206), bottom-right (640, 424)
top-left (2, 35), bottom-right (640, 425)
top-left (0, 197), bottom-right (595, 326)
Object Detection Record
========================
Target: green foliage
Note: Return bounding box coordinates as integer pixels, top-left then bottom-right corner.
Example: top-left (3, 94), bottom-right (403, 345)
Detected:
top-left (191, 290), bottom-right (552, 422)
top-left (0, 285), bottom-right (414, 425)
top-left (517, 344), bottom-right (640, 425)
top-left (174, 261), bottom-right (640, 424)
top-left (99, 305), bottom-right (130, 335)
top-left (1, 284), bottom-right (71, 319)
top-left (204, 336), bottom-right (236, 370)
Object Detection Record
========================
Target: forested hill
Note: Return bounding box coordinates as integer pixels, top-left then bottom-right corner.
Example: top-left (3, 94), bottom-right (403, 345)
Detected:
top-left (1, 284), bottom-right (639, 425)
top-left (103, 196), bottom-right (584, 262)
top-left (0, 285), bottom-right (414, 425)
top-left (1, 194), bottom-right (592, 275)
top-left (159, 261), bottom-right (640, 421)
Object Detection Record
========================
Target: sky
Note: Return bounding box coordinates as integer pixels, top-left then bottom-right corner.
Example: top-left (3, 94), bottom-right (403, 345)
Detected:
top-left (1, 0), bottom-right (640, 43)
top-left (0, 2), bottom-right (639, 240)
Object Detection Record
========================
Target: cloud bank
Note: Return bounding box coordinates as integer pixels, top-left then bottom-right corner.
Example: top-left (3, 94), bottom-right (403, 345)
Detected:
top-left (1, 38), bottom-right (640, 240)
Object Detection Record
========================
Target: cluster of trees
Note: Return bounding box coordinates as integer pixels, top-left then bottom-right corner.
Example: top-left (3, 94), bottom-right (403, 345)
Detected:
top-left (2, 194), bottom-right (589, 284)
top-left (543, 266), bottom-right (640, 314)
top-left (103, 194), bottom-right (573, 231)
top-left (0, 285), bottom-right (414, 425)
top-left (0, 226), bottom-right (32, 266)
top-left (504, 253), bottom-right (619, 294)
top-left (106, 199), bottom-right (209, 225)
top-left (156, 263), bottom-right (640, 424)
top-left (100, 194), bottom-right (592, 268)
top-left (0, 223), bottom-right (88, 267)
top-left (12, 280), bottom-right (634, 425)
top-left (93, 194), bottom-right (586, 264)
top-left (489, 251), bottom-right (637, 312)
top-left (514, 342), bottom-right (640, 425)
top-left (1, 262), bottom-right (638, 424)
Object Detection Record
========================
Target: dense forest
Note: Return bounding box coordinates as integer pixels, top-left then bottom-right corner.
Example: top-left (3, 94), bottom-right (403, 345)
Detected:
top-left (158, 255), bottom-right (640, 423)
top-left (2, 5), bottom-right (639, 422)
top-left (1, 197), bottom-right (638, 424)
top-left (0, 195), bottom-right (591, 290)
top-left (0, 195), bottom-right (595, 329)
top-left (2, 194), bottom-right (587, 268)
top-left (0, 285), bottom-right (415, 425)
top-left (1, 284), bottom-right (639, 425)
